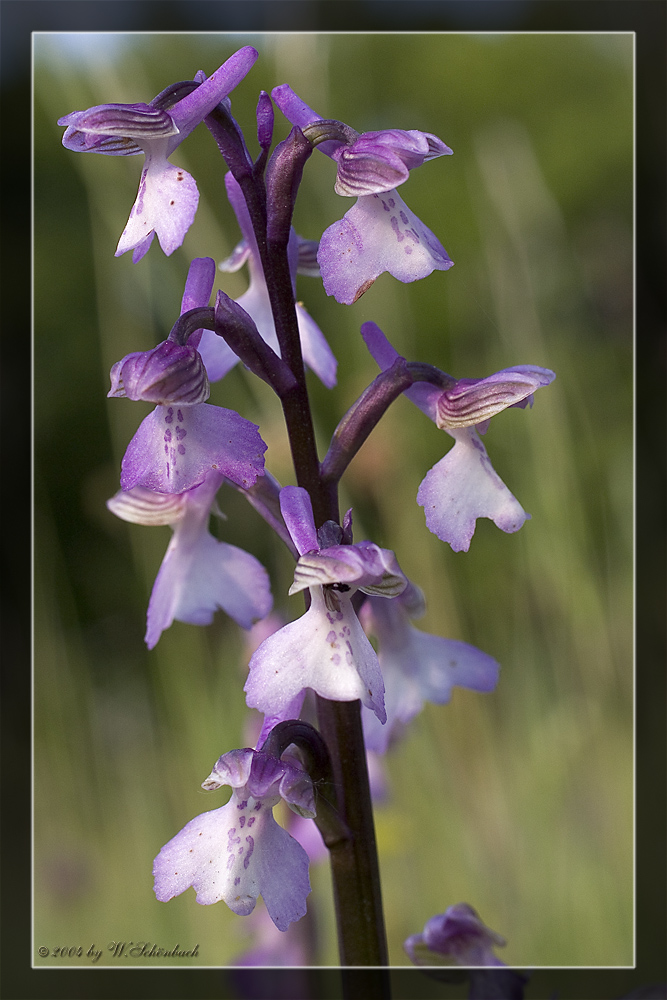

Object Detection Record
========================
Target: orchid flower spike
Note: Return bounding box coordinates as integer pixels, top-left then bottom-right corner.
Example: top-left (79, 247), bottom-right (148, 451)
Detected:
top-left (153, 748), bottom-right (315, 931)
top-left (362, 321), bottom-right (555, 551)
top-left (360, 583), bottom-right (500, 753)
top-left (58, 47), bottom-right (258, 261)
top-left (107, 472), bottom-right (272, 648)
top-left (244, 486), bottom-right (407, 726)
top-left (109, 258), bottom-right (267, 495)
top-left (196, 172), bottom-right (337, 386)
top-left (271, 84), bottom-right (453, 304)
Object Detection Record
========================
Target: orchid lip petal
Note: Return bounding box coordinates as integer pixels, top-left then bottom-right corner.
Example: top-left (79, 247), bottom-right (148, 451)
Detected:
top-left (245, 586), bottom-right (387, 724)
top-left (318, 189), bottom-right (453, 305)
top-left (153, 745), bottom-right (312, 930)
top-left (120, 403), bottom-right (266, 495)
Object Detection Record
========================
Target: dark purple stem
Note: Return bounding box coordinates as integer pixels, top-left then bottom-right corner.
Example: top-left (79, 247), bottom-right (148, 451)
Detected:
top-left (205, 110), bottom-right (389, 974)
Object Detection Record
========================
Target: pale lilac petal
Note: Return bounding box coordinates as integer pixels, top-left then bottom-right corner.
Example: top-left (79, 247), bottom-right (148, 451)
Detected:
top-left (152, 796), bottom-right (310, 930)
top-left (196, 327), bottom-right (240, 381)
top-left (279, 486), bottom-right (318, 556)
top-left (120, 403), bottom-right (266, 494)
top-left (244, 587), bottom-right (386, 723)
top-left (296, 301), bottom-right (337, 388)
top-left (318, 189), bottom-right (453, 304)
top-left (143, 473), bottom-right (272, 647)
top-left (361, 320), bottom-right (442, 421)
top-left (115, 153), bottom-right (199, 260)
top-left (417, 428), bottom-right (529, 552)
top-left (146, 530), bottom-right (272, 648)
top-left (436, 366), bottom-right (556, 429)
top-left (218, 238), bottom-right (252, 273)
top-left (362, 652), bottom-right (425, 754)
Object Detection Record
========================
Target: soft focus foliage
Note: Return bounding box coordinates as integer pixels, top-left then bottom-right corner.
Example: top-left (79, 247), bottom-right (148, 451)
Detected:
top-left (34, 32), bottom-right (632, 968)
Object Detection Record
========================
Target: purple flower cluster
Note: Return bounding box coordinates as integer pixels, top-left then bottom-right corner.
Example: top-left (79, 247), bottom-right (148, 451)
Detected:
top-left (57, 46), bottom-right (556, 946)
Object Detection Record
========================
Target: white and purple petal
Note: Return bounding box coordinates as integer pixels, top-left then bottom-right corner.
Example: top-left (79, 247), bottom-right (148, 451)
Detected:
top-left (152, 794), bottom-right (310, 930)
top-left (115, 153), bottom-right (200, 261)
top-left (244, 586), bottom-right (386, 723)
top-left (417, 427), bottom-right (529, 552)
top-left (318, 189), bottom-right (453, 305)
top-left (145, 521), bottom-right (272, 648)
top-left (361, 594), bottom-right (500, 753)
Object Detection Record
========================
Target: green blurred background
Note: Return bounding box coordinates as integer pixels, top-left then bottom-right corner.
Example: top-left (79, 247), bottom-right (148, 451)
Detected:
top-left (33, 32), bottom-right (633, 971)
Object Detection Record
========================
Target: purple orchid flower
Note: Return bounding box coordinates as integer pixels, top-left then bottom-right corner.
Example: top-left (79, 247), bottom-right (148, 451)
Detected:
top-left (244, 486), bottom-right (407, 725)
top-left (58, 47), bottom-right (258, 262)
top-left (359, 583), bottom-right (500, 753)
top-left (271, 84), bottom-right (453, 304)
top-left (107, 472), bottom-right (272, 648)
top-left (404, 903), bottom-right (507, 967)
top-left (109, 258), bottom-right (267, 495)
top-left (362, 321), bottom-right (555, 552)
top-left (153, 748), bottom-right (314, 931)
top-left (196, 172), bottom-right (337, 386)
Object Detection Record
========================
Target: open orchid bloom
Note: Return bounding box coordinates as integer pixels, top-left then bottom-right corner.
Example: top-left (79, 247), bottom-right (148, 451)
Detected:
top-left (58, 47), bottom-right (258, 261)
top-left (107, 472), bottom-right (272, 648)
top-left (404, 903), bottom-right (507, 967)
top-left (362, 321), bottom-right (555, 551)
top-left (360, 583), bottom-right (500, 753)
top-left (108, 258), bottom-right (267, 495)
top-left (271, 84), bottom-right (453, 304)
top-left (244, 486), bottom-right (407, 725)
top-left (153, 748), bottom-right (314, 931)
top-left (196, 172), bottom-right (337, 386)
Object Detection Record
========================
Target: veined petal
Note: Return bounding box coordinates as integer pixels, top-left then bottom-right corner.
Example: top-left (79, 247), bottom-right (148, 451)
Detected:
top-left (332, 129), bottom-right (451, 196)
top-left (318, 189), bottom-right (453, 304)
top-left (436, 366), bottom-right (555, 429)
top-left (59, 103), bottom-right (174, 158)
top-left (120, 403), bottom-right (266, 494)
top-left (244, 587), bottom-right (386, 723)
top-left (106, 485), bottom-right (187, 526)
top-left (115, 153), bottom-right (199, 261)
top-left (108, 341), bottom-right (209, 405)
top-left (417, 428), bottom-right (529, 551)
top-left (289, 543), bottom-right (406, 598)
